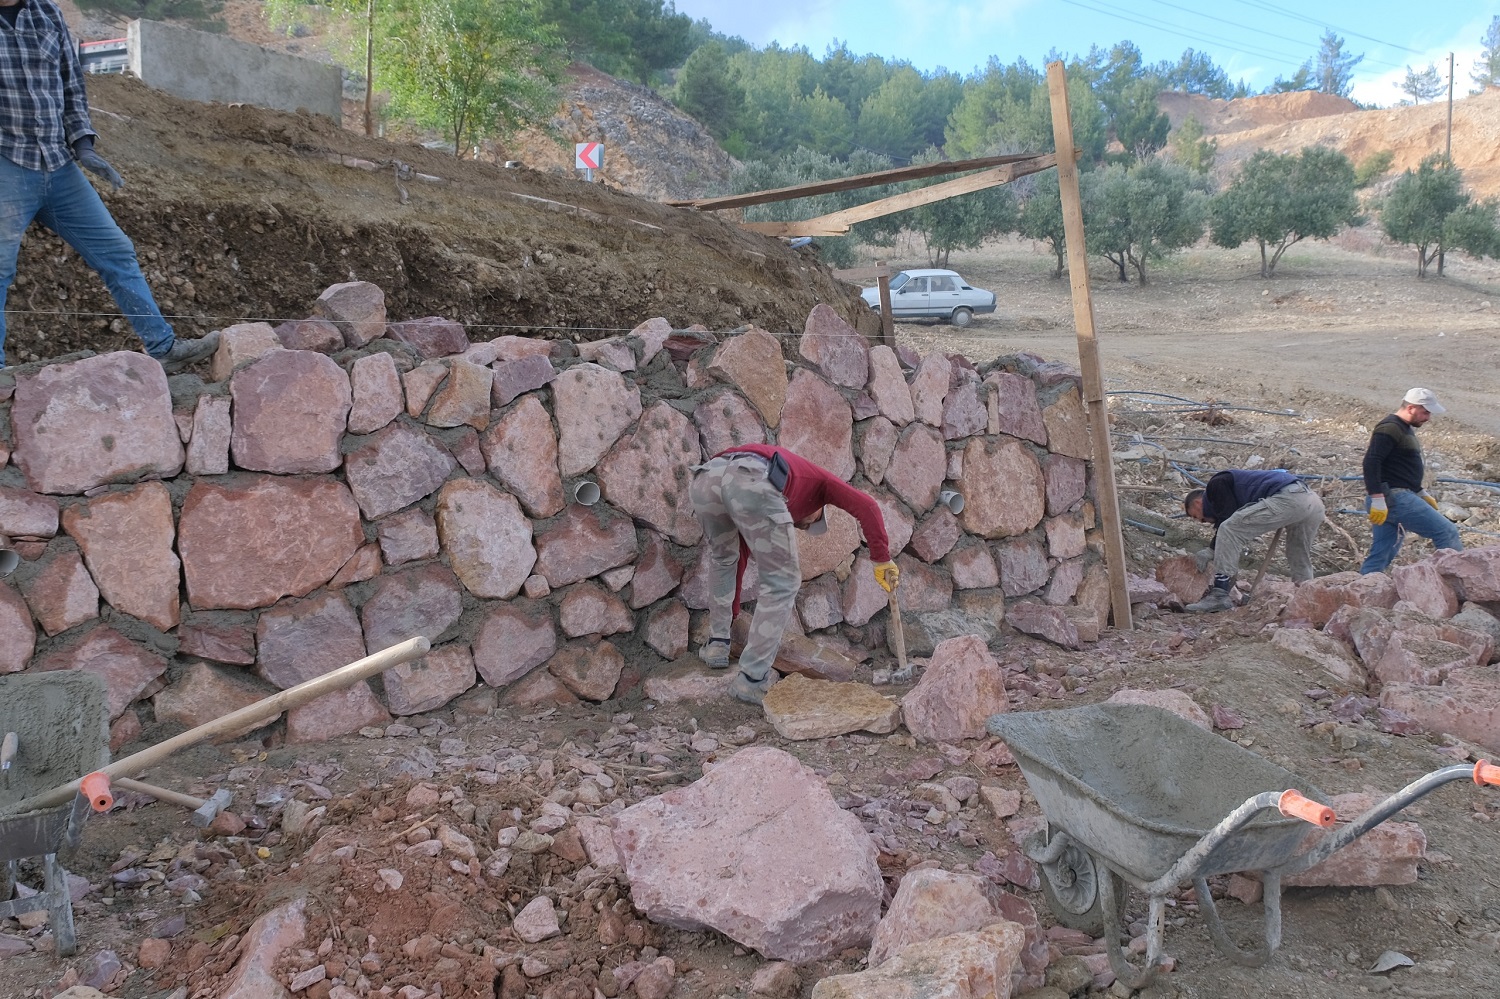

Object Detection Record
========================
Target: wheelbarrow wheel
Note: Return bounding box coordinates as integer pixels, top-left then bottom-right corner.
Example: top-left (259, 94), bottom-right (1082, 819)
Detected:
top-left (1027, 828), bottom-right (1126, 936)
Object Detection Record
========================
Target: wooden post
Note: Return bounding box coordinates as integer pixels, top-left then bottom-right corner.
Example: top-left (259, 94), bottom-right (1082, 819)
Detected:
top-left (875, 260), bottom-right (895, 348)
top-left (1045, 61), bottom-right (1133, 631)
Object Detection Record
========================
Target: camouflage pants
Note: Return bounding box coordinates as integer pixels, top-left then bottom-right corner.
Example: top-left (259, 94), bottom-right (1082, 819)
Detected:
top-left (689, 454), bottom-right (800, 681)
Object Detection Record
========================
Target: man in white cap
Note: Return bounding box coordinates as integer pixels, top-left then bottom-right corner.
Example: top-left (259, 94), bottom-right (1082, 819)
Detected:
top-left (1359, 388), bottom-right (1462, 573)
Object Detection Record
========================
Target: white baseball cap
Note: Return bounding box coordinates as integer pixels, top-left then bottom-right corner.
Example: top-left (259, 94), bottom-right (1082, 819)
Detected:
top-left (1403, 388), bottom-right (1445, 415)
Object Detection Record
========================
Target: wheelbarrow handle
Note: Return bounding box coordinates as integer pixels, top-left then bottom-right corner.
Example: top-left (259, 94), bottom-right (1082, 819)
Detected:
top-left (1475, 760), bottom-right (1500, 787)
top-left (1278, 789), bottom-right (1335, 828)
top-left (80, 771), bottom-right (113, 813)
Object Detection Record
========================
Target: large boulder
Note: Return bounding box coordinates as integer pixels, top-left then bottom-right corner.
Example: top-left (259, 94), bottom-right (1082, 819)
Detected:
top-left (1379, 671), bottom-right (1500, 753)
top-left (20, 551), bottom-right (98, 637)
top-left (61, 482), bottom-right (179, 631)
top-left (811, 923), bottom-right (1026, 999)
top-left (866, 346), bottom-right (914, 425)
top-left (33, 625), bottom-right (165, 720)
top-left (884, 424), bottom-right (946, 514)
top-left (909, 353), bottom-right (949, 427)
top-left (800, 305), bottom-right (869, 389)
top-left (868, 869), bottom-right (998, 968)
top-left (314, 281), bottom-right (386, 346)
top-left (360, 565), bottom-right (464, 653)
top-left (533, 505), bottom-right (637, 588)
top-left (902, 635), bottom-right (1009, 744)
top-left (1284, 571), bottom-right (1397, 627)
top-left (482, 395), bottom-right (565, 519)
top-left (692, 389), bottom-right (767, 456)
top-left (471, 600), bottom-right (557, 687)
top-left (598, 401), bottom-right (704, 545)
top-left (707, 329), bottom-right (787, 427)
top-left (779, 369), bottom-right (855, 480)
top-left (1282, 792), bottom-right (1426, 887)
top-left (11, 352), bottom-right (183, 495)
top-left (0, 585), bottom-right (37, 674)
top-left (435, 480), bottom-right (536, 599)
top-left (229, 351), bottom-right (351, 474)
top-left (958, 438), bottom-right (1045, 539)
top-left (256, 591), bottom-right (366, 689)
top-left (1431, 546), bottom-right (1500, 603)
top-left (342, 423), bottom-right (457, 520)
top-left (551, 363), bottom-right (643, 477)
top-left (762, 674), bottom-right (901, 740)
top-left (178, 477), bottom-right (363, 611)
top-left (613, 747), bottom-right (883, 962)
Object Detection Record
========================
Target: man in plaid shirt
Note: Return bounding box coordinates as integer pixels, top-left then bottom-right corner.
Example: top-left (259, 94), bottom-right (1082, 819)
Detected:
top-left (0, 0), bottom-right (217, 370)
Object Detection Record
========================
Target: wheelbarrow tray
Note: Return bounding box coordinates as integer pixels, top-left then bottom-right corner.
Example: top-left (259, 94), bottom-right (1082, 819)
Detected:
top-left (987, 704), bottom-right (1328, 884)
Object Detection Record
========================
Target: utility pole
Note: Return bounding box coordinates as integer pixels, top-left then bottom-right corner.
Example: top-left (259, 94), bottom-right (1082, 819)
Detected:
top-left (1446, 51), bottom-right (1455, 162)
top-left (1438, 52), bottom-right (1454, 276)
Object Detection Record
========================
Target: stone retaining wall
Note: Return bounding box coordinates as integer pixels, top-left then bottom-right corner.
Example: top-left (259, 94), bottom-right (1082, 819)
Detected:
top-left (0, 281), bottom-right (1109, 746)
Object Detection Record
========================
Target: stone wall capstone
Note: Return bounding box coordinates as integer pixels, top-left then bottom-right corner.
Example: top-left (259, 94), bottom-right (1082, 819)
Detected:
top-left (0, 281), bottom-right (1105, 740)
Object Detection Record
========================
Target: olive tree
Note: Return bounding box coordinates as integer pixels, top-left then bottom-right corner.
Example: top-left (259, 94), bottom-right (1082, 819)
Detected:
top-left (1016, 171), bottom-right (1068, 278)
top-left (1084, 161), bottom-right (1208, 284)
top-left (1209, 147), bottom-right (1360, 277)
top-left (1382, 156), bottom-right (1500, 276)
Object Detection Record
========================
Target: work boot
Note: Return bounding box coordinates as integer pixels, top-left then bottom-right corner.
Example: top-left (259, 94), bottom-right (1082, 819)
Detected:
top-left (699, 638), bottom-right (731, 669)
top-left (730, 671), bottom-right (777, 706)
top-left (1186, 587), bottom-right (1234, 613)
top-left (158, 331), bottom-right (221, 374)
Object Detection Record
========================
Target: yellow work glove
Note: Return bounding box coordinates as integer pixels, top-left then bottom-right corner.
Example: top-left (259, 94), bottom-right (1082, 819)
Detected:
top-left (1368, 496), bottom-right (1388, 526)
top-left (1420, 490), bottom-right (1439, 510)
top-left (873, 560), bottom-right (900, 593)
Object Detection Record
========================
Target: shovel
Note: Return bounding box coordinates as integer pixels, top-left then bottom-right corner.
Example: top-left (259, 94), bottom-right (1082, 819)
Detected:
top-left (1245, 528), bottom-right (1284, 602)
top-left (889, 583), bottom-right (912, 683)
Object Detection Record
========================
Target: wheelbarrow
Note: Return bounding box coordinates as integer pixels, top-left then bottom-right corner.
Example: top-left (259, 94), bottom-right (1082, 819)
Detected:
top-left (0, 671), bottom-right (112, 957)
top-left (986, 703), bottom-right (1500, 988)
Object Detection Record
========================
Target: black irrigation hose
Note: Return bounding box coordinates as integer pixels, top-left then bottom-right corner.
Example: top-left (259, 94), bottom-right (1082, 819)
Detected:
top-left (1125, 519), bottom-right (1169, 536)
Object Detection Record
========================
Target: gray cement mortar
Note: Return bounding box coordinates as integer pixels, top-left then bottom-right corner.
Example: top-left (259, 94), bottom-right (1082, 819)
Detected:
top-left (0, 671), bottom-right (109, 812)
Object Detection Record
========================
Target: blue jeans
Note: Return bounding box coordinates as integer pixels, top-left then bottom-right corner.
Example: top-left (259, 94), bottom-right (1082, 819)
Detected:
top-left (1360, 488), bottom-right (1463, 574)
top-left (0, 156), bottom-right (174, 367)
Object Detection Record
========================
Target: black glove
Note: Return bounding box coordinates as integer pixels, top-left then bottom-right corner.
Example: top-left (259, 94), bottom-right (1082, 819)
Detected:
top-left (72, 138), bottom-right (124, 190)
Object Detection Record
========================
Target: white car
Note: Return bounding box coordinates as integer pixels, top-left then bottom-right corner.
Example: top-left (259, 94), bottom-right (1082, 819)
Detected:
top-left (859, 268), bottom-right (996, 327)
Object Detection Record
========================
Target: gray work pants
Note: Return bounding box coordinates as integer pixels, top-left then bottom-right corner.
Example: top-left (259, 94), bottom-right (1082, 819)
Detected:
top-left (1213, 483), bottom-right (1325, 583)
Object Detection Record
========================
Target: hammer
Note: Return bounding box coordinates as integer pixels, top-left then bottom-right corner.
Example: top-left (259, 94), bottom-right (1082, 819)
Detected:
top-left (114, 777), bottom-right (233, 828)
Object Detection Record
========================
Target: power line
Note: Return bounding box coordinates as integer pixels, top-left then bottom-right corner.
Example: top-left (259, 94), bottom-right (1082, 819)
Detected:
top-left (1140, 0), bottom-right (1406, 72)
top-left (1227, 0), bottom-right (1426, 57)
top-left (1056, 0), bottom-right (1309, 67)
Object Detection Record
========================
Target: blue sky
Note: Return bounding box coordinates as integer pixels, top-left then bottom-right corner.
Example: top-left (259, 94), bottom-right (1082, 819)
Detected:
top-left (671, 0), bottom-right (1496, 106)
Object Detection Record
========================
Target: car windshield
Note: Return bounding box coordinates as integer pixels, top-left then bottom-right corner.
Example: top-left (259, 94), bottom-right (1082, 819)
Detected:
top-left (889, 272), bottom-right (910, 292)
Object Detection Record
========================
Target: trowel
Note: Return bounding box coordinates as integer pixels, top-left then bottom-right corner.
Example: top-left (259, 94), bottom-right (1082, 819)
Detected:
top-left (1, 732), bottom-right (17, 790)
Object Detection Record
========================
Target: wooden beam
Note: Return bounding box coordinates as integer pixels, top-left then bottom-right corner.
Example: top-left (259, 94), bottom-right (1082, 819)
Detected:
top-left (1047, 61), bottom-right (1133, 632)
top-left (666, 153), bottom-right (1041, 211)
top-left (830, 265), bottom-right (895, 281)
top-left (740, 154), bottom-right (1057, 238)
top-left (876, 265), bottom-right (895, 348)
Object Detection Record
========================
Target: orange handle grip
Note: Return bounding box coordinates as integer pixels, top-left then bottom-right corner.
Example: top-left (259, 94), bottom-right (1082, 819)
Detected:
top-left (1279, 789), bottom-right (1335, 828)
top-left (80, 771), bottom-right (114, 813)
top-left (1475, 760), bottom-right (1500, 788)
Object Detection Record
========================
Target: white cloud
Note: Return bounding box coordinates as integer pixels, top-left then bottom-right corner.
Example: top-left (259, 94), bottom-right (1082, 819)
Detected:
top-left (1347, 14), bottom-right (1492, 106)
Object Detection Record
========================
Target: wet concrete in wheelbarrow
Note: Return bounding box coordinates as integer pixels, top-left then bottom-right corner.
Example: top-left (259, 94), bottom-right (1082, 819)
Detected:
top-left (0, 672), bottom-right (109, 815)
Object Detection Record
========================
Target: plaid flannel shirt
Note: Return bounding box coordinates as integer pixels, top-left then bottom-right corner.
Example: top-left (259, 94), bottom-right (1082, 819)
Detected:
top-left (0, 0), bottom-right (96, 172)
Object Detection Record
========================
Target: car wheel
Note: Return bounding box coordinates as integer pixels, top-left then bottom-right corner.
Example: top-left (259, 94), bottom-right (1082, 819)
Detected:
top-left (949, 307), bottom-right (973, 327)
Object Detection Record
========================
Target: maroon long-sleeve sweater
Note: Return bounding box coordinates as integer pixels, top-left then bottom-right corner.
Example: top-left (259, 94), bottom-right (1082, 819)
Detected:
top-left (714, 445), bottom-right (890, 615)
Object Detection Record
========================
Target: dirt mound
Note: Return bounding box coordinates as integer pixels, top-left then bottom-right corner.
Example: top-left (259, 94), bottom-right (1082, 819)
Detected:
top-left (5, 74), bottom-right (870, 365)
top-left (502, 63), bottom-right (736, 202)
top-left (1158, 89), bottom-right (1359, 135)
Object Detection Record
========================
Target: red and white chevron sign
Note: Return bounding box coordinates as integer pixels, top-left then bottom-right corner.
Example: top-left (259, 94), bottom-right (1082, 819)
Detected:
top-left (574, 142), bottom-right (603, 170)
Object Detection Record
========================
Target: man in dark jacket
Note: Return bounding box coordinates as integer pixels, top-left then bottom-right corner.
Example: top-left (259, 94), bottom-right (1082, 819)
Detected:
top-left (1359, 388), bottom-right (1461, 574)
top-left (1183, 468), bottom-right (1325, 612)
top-left (0, 0), bottom-right (217, 370)
top-left (690, 445), bottom-right (896, 704)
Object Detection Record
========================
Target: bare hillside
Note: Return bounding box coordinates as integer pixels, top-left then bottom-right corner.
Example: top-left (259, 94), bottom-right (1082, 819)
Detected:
top-left (1164, 88), bottom-right (1500, 197)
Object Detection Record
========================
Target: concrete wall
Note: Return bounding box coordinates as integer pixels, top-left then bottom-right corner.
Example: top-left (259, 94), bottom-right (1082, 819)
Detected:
top-left (127, 20), bottom-right (342, 121)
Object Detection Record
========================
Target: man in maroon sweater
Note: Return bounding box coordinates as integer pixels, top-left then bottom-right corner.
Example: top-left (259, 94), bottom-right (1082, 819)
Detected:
top-left (689, 444), bottom-right (898, 705)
